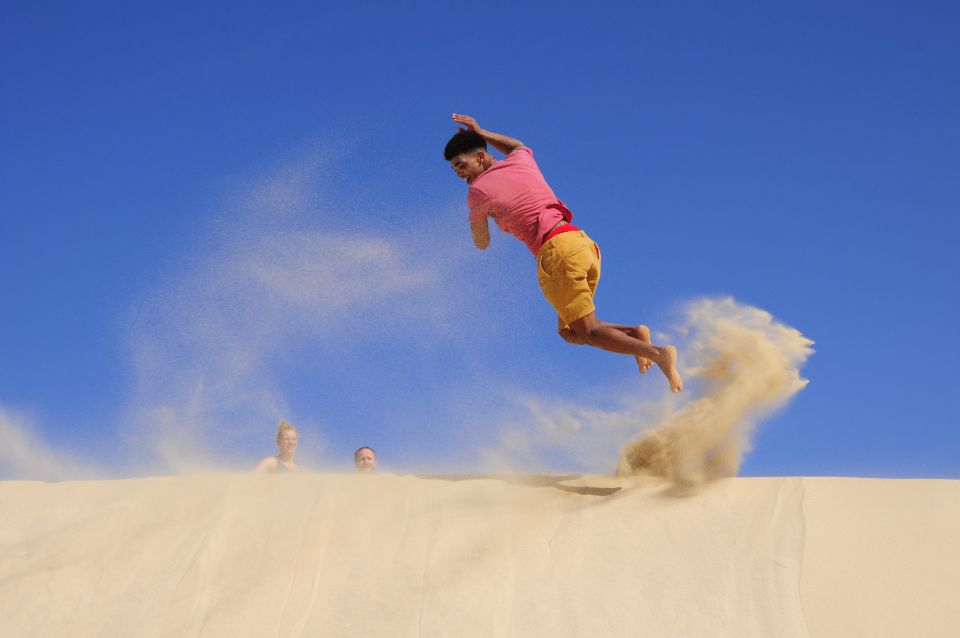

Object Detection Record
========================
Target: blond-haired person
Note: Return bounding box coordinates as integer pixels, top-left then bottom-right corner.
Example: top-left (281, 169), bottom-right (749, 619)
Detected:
top-left (253, 421), bottom-right (302, 473)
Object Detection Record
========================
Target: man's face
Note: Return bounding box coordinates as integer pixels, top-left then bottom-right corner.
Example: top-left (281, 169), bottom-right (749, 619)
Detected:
top-left (355, 448), bottom-right (377, 472)
top-left (449, 150), bottom-right (489, 183)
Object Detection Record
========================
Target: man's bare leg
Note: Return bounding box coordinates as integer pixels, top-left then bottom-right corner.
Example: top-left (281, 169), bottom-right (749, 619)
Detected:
top-left (633, 325), bottom-right (653, 373)
top-left (559, 327), bottom-right (585, 345)
top-left (606, 323), bottom-right (653, 373)
top-left (562, 322), bottom-right (653, 373)
top-left (569, 313), bottom-right (683, 393)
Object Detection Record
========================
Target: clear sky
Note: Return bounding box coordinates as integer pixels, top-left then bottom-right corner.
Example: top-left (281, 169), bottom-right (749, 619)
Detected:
top-left (2, 1), bottom-right (958, 479)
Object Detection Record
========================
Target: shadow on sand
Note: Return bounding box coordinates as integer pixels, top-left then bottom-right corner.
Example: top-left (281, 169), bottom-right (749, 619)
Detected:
top-left (414, 474), bottom-right (621, 497)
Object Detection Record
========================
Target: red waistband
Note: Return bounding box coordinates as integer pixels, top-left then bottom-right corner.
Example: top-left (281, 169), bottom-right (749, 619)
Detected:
top-left (542, 223), bottom-right (580, 244)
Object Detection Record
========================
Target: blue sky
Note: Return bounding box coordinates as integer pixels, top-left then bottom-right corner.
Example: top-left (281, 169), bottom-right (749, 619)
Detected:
top-left (1, 1), bottom-right (958, 479)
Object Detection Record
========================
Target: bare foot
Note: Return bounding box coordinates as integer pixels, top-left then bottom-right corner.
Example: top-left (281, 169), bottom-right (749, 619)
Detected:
top-left (657, 345), bottom-right (683, 393)
top-left (633, 325), bottom-right (653, 374)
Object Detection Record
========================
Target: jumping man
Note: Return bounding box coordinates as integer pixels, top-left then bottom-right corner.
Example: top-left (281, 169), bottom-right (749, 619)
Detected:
top-left (445, 114), bottom-right (682, 393)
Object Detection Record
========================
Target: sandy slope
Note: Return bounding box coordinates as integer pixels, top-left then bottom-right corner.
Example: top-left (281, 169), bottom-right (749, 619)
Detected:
top-left (0, 474), bottom-right (957, 637)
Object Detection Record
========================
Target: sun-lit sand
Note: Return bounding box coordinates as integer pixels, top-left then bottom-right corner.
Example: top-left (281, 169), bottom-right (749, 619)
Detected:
top-left (1, 473), bottom-right (957, 637)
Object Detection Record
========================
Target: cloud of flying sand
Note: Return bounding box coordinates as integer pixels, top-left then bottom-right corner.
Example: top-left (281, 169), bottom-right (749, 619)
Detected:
top-left (618, 298), bottom-right (814, 483)
top-left (121, 151), bottom-right (462, 472)
top-left (482, 298), bottom-right (814, 481)
top-left (0, 141), bottom-right (540, 480)
top-left (0, 407), bottom-right (102, 480)
top-left (115, 142), bottom-right (545, 475)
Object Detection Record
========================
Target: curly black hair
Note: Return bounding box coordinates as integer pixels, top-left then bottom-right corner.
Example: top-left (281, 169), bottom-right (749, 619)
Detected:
top-left (444, 129), bottom-right (487, 161)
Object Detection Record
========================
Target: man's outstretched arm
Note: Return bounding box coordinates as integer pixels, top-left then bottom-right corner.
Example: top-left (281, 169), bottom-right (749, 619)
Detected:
top-left (452, 113), bottom-right (524, 155)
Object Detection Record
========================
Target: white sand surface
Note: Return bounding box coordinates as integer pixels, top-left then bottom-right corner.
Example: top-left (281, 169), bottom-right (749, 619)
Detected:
top-left (1, 474), bottom-right (957, 637)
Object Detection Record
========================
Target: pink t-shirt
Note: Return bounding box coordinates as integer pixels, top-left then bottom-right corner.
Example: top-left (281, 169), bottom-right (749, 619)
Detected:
top-left (467, 147), bottom-right (573, 255)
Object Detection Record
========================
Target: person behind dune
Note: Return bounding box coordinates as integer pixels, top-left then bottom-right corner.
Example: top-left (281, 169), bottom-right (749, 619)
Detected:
top-left (354, 446), bottom-right (376, 473)
top-left (445, 114), bottom-right (682, 392)
top-left (252, 421), bottom-right (303, 473)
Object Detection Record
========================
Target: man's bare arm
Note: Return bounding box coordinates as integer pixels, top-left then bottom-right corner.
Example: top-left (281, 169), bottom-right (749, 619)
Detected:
top-left (471, 218), bottom-right (490, 250)
top-left (452, 113), bottom-right (524, 155)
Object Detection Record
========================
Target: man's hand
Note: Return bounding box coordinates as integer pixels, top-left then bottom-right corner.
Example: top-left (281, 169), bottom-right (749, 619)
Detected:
top-left (452, 113), bottom-right (482, 133)
top-left (450, 113), bottom-right (525, 155)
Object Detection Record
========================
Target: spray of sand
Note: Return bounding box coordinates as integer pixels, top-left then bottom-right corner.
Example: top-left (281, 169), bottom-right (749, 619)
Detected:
top-left (117, 148), bottom-right (482, 474)
top-left (0, 407), bottom-right (102, 480)
top-left (479, 297), bottom-right (812, 481)
top-left (617, 297), bottom-right (814, 482)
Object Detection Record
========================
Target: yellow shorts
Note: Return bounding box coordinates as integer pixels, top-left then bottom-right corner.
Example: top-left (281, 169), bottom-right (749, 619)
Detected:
top-left (536, 230), bottom-right (601, 330)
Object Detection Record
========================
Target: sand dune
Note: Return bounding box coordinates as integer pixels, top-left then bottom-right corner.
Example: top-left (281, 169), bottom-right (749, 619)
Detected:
top-left (1, 474), bottom-right (957, 637)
